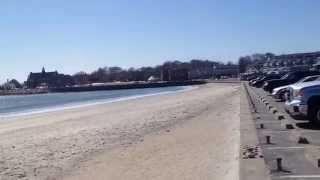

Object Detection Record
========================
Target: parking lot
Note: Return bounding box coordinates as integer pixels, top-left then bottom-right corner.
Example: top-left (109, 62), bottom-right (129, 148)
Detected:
top-left (245, 82), bottom-right (320, 180)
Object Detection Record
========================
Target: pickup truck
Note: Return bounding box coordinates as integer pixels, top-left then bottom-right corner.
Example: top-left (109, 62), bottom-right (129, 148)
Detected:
top-left (263, 71), bottom-right (320, 93)
top-left (285, 81), bottom-right (320, 123)
top-left (272, 75), bottom-right (320, 101)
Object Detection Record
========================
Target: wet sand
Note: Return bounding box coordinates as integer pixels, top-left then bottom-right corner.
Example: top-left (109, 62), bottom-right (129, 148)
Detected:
top-left (0, 83), bottom-right (240, 180)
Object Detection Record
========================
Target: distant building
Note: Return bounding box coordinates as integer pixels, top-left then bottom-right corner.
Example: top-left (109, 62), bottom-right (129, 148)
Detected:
top-left (275, 51), bottom-right (320, 60)
top-left (263, 51), bottom-right (320, 68)
top-left (189, 67), bottom-right (214, 79)
top-left (212, 64), bottom-right (239, 78)
top-left (161, 68), bottom-right (189, 81)
top-left (26, 67), bottom-right (74, 88)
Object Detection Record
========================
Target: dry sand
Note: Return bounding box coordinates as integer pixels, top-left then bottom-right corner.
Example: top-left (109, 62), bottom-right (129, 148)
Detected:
top-left (0, 83), bottom-right (240, 180)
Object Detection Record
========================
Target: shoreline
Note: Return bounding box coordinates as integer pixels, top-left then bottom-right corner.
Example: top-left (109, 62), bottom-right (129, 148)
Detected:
top-left (0, 86), bottom-right (198, 119)
top-left (0, 80), bottom-right (206, 96)
top-left (50, 80), bottom-right (206, 93)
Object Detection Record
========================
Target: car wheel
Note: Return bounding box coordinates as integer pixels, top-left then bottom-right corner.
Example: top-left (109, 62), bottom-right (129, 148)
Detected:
top-left (309, 105), bottom-right (320, 124)
top-left (279, 92), bottom-right (286, 101)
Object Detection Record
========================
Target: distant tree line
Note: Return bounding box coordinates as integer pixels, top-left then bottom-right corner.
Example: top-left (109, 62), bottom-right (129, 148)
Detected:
top-left (0, 79), bottom-right (22, 90)
top-left (238, 53), bottom-right (275, 73)
top-left (71, 59), bottom-right (233, 85)
top-left (1, 59), bottom-right (238, 89)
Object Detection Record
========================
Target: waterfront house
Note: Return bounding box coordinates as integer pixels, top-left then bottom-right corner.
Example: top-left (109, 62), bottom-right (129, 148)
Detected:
top-left (26, 67), bottom-right (74, 88)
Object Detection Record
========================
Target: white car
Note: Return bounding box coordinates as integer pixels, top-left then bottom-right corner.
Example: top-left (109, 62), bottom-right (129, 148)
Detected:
top-left (272, 75), bottom-right (320, 100)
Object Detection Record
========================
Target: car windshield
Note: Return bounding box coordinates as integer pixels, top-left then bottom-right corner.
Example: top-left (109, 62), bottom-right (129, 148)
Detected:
top-left (280, 73), bottom-right (290, 80)
top-left (301, 76), bottom-right (320, 82)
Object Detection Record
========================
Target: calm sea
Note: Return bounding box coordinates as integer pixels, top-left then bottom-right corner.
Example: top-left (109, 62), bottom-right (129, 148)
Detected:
top-left (0, 86), bottom-right (192, 118)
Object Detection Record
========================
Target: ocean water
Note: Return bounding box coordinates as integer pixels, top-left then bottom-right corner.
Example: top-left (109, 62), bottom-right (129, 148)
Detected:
top-left (0, 86), bottom-right (194, 118)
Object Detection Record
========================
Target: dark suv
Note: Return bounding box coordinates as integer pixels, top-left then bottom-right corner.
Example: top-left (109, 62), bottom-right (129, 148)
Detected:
top-left (263, 71), bottom-right (320, 93)
top-left (251, 74), bottom-right (282, 88)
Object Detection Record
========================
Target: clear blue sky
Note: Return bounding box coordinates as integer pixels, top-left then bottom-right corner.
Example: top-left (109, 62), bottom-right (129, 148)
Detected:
top-left (1, 0), bottom-right (320, 82)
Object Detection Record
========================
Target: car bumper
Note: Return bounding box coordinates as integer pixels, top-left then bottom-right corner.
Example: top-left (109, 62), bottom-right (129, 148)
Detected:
top-left (285, 100), bottom-right (308, 116)
top-left (263, 85), bottom-right (272, 92)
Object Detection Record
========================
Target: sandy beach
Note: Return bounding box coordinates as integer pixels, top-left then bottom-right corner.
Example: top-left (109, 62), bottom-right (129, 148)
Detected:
top-left (0, 83), bottom-right (240, 180)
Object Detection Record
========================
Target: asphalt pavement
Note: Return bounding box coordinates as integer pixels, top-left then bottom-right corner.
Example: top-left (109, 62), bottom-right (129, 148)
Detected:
top-left (244, 82), bottom-right (320, 180)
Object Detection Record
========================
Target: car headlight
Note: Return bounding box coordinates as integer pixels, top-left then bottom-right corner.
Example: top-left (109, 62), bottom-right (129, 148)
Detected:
top-left (293, 90), bottom-right (303, 100)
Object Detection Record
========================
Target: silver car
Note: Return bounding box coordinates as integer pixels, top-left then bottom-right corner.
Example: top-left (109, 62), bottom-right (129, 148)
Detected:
top-left (272, 75), bottom-right (320, 100)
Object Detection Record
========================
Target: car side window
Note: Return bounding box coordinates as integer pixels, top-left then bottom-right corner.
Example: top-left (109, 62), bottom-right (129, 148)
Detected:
top-left (305, 77), bottom-right (317, 82)
top-left (287, 74), bottom-right (296, 80)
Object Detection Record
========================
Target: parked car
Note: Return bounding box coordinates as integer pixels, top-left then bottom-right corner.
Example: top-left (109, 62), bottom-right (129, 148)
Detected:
top-left (251, 74), bottom-right (282, 87)
top-left (263, 71), bottom-right (320, 93)
top-left (249, 76), bottom-right (263, 86)
top-left (272, 75), bottom-right (320, 101)
top-left (241, 73), bottom-right (261, 81)
top-left (285, 81), bottom-right (320, 123)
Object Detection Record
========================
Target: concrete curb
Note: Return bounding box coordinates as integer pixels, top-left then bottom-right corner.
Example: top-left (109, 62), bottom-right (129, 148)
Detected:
top-left (240, 83), bottom-right (271, 180)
